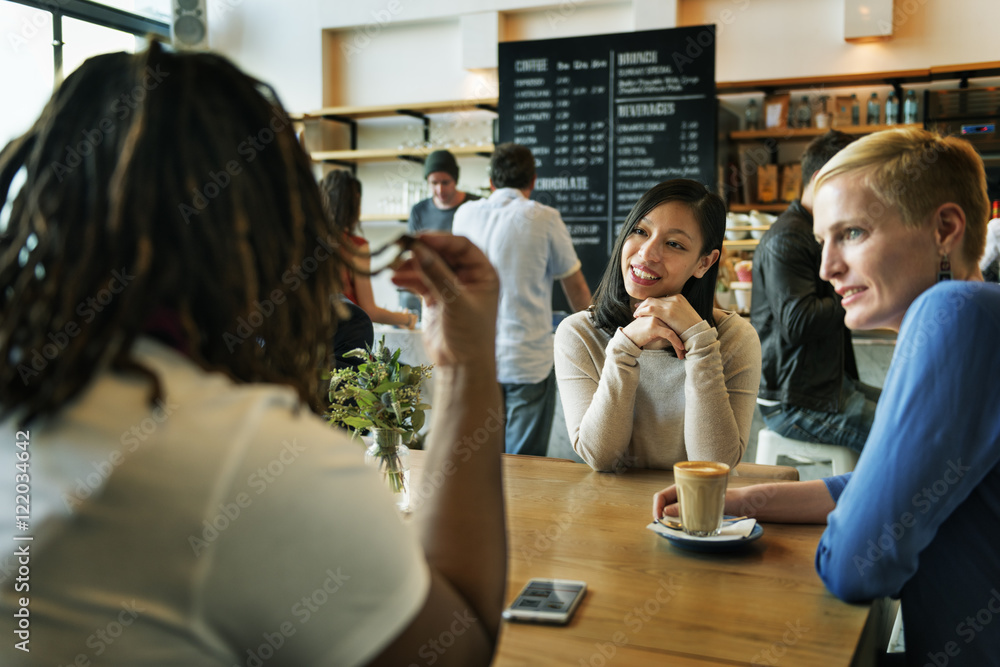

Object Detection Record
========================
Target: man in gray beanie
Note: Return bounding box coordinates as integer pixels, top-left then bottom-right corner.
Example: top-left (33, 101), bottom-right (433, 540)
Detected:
top-left (407, 150), bottom-right (480, 235)
top-left (401, 150), bottom-right (482, 315)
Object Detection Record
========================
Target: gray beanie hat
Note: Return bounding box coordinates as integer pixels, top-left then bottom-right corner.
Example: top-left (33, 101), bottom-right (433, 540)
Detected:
top-left (423, 150), bottom-right (459, 181)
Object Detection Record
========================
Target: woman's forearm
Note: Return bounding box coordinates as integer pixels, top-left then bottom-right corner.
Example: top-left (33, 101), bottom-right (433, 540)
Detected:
top-left (352, 260), bottom-right (415, 328)
top-left (554, 324), bottom-right (651, 471)
top-left (559, 342), bottom-right (639, 471)
top-left (729, 480), bottom-right (836, 523)
top-left (681, 334), bottom-right (748, 467)
top-left (655, 479), bottom-right (835, 525)
top-left (372, 232), bottom-right (506, 666)
top-left (416, 361), bottom-right (506, 636)
top-left (682, 321), bottom-right (760, 467)
top-left (364, 304), bottom-right (414, 328)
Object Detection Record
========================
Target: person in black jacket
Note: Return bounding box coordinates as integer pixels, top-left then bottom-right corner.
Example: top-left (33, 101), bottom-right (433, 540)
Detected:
top-left (332, 296), bottom-right (374, 370)
top-left (750, 130), bottom-right (879, 452)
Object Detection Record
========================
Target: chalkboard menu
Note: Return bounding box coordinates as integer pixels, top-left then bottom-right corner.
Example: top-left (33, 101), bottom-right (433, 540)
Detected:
top-left (498, 26), bottom-right (716, 299)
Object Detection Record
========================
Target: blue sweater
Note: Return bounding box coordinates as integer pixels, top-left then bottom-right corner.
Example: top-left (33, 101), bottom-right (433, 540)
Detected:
top-left (817, 281), bottom-right (1000, 666)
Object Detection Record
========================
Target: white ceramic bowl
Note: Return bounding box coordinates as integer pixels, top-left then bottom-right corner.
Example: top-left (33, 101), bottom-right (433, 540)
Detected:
top-left (715, 288), bottom-right (735, 309)
top-left (725, 213), bottom-right (751, 241)
top-left (749, 211), bottom-right (775, 239)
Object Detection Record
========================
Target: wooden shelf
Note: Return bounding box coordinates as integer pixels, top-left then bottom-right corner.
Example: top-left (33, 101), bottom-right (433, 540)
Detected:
top-left (360, 213), bottom-right (407, 223)
top-left (293, 98), bottom-right (498, 122)
top-left (311, 143), bottom-right (494, 164)
top-left (723, 238), bottom-right (760, 251)
top-left (729, 203), bottom-right (788, 213)
top-left (717, 69), bottom-right (931, 95)
top-left (730, 123), bottom-right (920, 141)
top-left (724, 227), bottom-right (769, 247)
top-left (929, 61), bottom-right (1000, 80)
top-left (716, 62), bottom-right (1000, 95)
top-left (295, 97), bottom-right (499, 164)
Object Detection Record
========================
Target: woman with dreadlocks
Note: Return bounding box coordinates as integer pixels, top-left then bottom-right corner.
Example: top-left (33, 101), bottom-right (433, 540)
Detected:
top-left (319, 169), bottom-right (418, 328)
top-left (0, 43), bottom-right (504, 666)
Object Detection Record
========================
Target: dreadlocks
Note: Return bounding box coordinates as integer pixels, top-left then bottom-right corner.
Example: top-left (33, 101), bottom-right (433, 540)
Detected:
top-left (0, 41), bottom-right (343, 424)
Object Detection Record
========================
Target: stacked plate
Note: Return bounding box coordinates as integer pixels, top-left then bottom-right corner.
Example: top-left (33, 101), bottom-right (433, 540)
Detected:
top-left (725, 212), bottom-right (750, 240)
top-left (749, 210), bottom-right (777, 239)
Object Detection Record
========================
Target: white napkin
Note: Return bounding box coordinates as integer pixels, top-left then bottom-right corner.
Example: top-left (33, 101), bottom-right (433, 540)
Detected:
top-left (647, 518), bottom-right (758, 542)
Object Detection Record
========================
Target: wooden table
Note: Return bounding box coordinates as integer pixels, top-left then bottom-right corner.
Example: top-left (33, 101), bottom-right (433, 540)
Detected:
top-left (409, 452), bottom-right (874, 666)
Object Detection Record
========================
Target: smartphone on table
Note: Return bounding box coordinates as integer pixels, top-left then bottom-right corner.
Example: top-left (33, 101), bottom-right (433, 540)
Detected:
top-left (502, 578), bottom-right (587, 625)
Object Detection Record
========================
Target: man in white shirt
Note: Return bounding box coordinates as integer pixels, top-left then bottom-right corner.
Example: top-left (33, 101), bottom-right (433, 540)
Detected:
top-left (454, 143), bottom-right (592, 456)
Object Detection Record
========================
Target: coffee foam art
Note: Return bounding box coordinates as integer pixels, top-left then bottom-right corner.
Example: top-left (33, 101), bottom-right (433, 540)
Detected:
top-left (673, 461), bottom-right (730, 477)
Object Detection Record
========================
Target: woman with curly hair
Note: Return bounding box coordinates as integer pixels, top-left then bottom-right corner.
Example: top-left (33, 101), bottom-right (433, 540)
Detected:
top-left (0, 42), bottom-right (504, 667)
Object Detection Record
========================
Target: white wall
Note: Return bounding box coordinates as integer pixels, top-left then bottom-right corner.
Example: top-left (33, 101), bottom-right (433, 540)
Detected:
top-left (680, 0), bottom-right (1000, 81)
top-left (323, 18), bottom-right (497, 107)
top-left (501, 2), bottom-right (633, 45)
top-left (209, 0), bottom-right (322, 112)
top-left (319, 0), bottom-right (627, 29)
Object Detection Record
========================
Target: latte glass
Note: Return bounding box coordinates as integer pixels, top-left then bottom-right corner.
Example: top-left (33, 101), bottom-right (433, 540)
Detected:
top-left (673, 461), bottom-right (730, 537)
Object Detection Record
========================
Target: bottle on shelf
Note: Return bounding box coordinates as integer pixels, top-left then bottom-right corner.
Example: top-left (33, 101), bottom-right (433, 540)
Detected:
top-left (850, 94), bottom-right (860, 125)
top-left (885, 91), bottom-right (899, 125)
top-left (866, 92), bottom-right (881, 125)
top-left (744, 99), bottom-right (760, 130)
top-left (904, 90), bottom-right (919, 124)
top-left (795, 96), bottom-right (812, 128)
top-left (815, 96), bottom-right (830, 129)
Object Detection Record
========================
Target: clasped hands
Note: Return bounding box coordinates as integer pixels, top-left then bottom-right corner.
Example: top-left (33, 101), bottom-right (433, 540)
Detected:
top-left (621, 294), bottom-right (703, 358)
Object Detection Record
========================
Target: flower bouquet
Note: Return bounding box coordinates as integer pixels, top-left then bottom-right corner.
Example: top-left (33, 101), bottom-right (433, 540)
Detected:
top-left (327, 336), bottom-right (432, 509)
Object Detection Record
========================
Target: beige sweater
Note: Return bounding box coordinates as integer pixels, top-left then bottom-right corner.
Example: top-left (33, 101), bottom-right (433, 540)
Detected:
top-left (554, 309), bottom-right (761, 471)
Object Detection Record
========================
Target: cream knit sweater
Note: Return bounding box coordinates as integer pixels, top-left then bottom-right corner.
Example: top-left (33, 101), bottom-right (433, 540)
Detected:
top-left (554, 309), bottom-right (761, 471)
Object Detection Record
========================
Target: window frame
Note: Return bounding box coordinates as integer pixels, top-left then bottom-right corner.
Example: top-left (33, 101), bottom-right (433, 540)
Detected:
top-left (5, 0), bottom-right (170, 81)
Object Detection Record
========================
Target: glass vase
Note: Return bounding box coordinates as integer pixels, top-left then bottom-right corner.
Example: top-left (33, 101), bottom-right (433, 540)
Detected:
top-left (366, 429), bottom-right (411, 512)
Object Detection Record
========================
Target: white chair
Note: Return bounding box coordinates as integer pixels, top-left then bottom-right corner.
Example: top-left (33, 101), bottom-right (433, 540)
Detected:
top-left (755, 427), bottom-right (859, 476)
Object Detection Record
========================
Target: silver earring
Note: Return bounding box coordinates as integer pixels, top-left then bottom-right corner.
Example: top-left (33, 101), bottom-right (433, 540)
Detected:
top-left (937, 254), bottom-right (953, 282)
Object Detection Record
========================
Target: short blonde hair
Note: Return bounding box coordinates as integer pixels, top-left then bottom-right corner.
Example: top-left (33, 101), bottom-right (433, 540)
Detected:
top-left (814, 127), bottom-right (989, 263)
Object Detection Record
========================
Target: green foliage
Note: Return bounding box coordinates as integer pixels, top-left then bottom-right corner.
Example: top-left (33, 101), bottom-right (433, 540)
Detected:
top-left (327, 336), bottom-right (432, 441)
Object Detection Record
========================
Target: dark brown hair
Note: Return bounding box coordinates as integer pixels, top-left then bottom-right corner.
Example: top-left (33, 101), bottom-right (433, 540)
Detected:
top-left (0, 42), bottom-right (342, 424)
top-left (319, 169), bottom-right (362, 236)
top-left (489, 142), bottom-right (535, 190)
top-left (801, 129), bottom-right (855, 186)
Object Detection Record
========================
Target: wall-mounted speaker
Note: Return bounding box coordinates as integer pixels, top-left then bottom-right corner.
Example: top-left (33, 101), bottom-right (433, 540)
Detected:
top-left (171, 0), bottom-right (209, 51)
